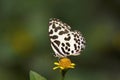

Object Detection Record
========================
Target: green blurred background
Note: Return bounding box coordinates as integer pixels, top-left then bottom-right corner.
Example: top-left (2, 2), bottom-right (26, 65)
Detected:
top-left (0, 0), bottom-right (120, 80)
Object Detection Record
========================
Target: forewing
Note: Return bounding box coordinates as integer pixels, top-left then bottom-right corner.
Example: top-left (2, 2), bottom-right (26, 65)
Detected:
top-left (49, 18), bottom-right (71, 57)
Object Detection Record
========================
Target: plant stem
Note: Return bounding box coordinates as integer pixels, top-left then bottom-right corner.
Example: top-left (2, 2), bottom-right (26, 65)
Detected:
top-left (61, 69), bottom-right (68, 80)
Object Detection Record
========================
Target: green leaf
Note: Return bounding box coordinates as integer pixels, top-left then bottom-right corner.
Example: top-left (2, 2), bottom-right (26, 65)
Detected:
top-left (30, 70), bottom-right (47, 80)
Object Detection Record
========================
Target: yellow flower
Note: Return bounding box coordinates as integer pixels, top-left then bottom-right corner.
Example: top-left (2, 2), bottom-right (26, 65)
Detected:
top-left (53, 57), bottom-right (75, 70)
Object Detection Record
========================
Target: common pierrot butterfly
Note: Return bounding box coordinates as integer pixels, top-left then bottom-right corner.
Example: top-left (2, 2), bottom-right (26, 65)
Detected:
top-left (49, 18), bottom-right (86, 58)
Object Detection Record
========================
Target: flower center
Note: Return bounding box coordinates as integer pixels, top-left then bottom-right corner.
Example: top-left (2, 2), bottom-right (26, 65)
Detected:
top-left (59, 58), bottom-right (72, 68)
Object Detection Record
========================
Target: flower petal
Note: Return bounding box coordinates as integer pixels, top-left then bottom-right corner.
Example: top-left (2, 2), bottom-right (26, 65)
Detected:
top-left (53, 66), bottom-right (59, 70)
top-left (54, 62), bottom-right (59, 65)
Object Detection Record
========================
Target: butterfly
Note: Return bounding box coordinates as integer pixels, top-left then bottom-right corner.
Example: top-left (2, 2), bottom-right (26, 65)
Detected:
top-left (49, 18), bottom-right (86, 58)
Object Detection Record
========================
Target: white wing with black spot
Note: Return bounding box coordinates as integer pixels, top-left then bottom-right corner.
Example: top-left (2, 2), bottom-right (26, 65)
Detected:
top-left (49, 18), bottom-right (86, 58)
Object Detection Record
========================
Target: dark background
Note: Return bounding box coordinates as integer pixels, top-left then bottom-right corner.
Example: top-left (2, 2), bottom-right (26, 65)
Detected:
top-left (0, 0), bottom-right (120, 80)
